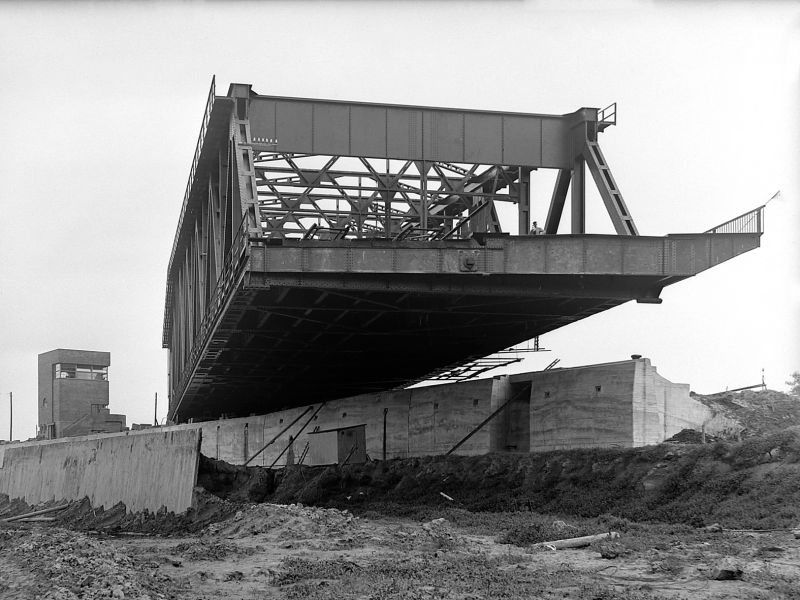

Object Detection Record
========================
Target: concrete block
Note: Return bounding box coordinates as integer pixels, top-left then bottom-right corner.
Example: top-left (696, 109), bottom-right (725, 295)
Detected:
top-left (0, 428), bottom-right (201, 513)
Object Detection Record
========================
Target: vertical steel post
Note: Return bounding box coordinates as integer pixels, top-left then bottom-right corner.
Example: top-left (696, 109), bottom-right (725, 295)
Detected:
top-left (244, 423), bottom-right (249, 462)
top-left (571, 156), bottom-right (585, 234)
top-left (420, 162), bottom-right (428, 230)
top-left (8, 392), bottom-right (12, 441)
top-left (383, 407), bottom-right (388, 460)
top-left (385, 159), bottom-right (391, 236)
top-left (517, 168), bottom-right (530, 235)
top-left (154, 392), bottom-right (158, 426)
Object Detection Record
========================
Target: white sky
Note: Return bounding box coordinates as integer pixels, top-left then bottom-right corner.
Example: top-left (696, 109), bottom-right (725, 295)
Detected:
top-left (0, 0), bottom-right (798, 440)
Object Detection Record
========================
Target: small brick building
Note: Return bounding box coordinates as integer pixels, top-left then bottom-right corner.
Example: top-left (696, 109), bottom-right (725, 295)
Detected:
top-left (37, 349), bottom-right (126, 439)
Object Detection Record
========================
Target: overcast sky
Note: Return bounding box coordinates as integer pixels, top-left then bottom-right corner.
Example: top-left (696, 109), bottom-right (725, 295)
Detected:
top-left (0, 0), bottom-right (798, 440)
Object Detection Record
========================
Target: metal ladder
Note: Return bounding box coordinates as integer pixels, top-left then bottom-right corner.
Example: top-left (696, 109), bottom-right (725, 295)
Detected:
top-left (584, 140), bottom-right (639, 235)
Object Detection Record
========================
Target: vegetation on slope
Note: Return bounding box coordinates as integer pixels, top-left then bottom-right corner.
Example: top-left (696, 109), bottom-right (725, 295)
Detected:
top-left (201, 428), bottom-right (800, 531)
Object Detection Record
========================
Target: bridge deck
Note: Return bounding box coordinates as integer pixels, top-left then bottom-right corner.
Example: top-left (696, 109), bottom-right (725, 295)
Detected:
top-left (169, 230), bottom-right (759, 422)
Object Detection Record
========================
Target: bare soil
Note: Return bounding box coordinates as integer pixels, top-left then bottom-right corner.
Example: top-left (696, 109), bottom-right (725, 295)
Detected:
top-left (2, 502), bottom-right (799, 599)
top-left (3, 389), bottom-right (800, 599)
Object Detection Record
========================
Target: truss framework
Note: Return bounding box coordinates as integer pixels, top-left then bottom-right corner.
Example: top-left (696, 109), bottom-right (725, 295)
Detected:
top-left (253, 154), bottom-right (520, 240)
top-left (161, 80), bottom-right (764, 422)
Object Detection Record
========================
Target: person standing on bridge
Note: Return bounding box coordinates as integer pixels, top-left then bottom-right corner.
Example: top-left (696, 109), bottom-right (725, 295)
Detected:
top-left (529, 221), bottom-right (544, 235)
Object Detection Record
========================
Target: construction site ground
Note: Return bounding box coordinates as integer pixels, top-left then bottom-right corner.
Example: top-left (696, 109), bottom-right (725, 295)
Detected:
top-left (3, 389), bottom-right (800, 599)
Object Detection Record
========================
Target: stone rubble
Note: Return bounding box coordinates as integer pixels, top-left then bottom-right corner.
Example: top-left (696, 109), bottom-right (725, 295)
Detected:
top-left (0, 527), bottom-right (165, 600)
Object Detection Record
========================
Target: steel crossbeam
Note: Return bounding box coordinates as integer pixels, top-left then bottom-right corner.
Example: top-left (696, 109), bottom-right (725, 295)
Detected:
top-left (252, 154), bottom-right (518, 240)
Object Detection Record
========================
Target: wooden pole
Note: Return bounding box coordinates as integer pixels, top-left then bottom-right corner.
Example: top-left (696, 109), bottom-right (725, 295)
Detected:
top-left (445, 385), bottom-right (531, 456)
top-left (2, 503), bottom-right (70, 523)
top-left (8, 392), bottom-right (12, 441)
top-left (534, 531), bottom-right (619, 550)
top-left (154, 392), bottom-right (158, 426)
top-left (268, 403), bottom-right (326, 469)
top-left (244, 405), bottom-right (313, 466)
top-left (340, 443), bottom-right (358, 467)
top-left (382, 407), bottom-right (388, 461)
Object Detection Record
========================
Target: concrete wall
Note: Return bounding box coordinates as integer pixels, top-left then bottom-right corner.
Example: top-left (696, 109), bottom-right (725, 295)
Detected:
top-left (0, 428), bottom-right (201, 513)
top-left (167, 377), bottom-right (500, 467)
top-left (490, 378), bottom-right (531, 452)
top-left (632, 360), bottom-right (713, 445)
top-left (660, 374), bottom-right (706, 438)
top-left (528, 361), bottom-right (637, 451)
top-left (162, 359), bottom-right (713, 464)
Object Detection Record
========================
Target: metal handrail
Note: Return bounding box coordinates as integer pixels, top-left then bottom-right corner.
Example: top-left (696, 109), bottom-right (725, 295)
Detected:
top-left (705, 205), bottom-right (764, 234)
top-left (599, 102), bottom-right (617, 126)
top-left (173, 216), bottom-right (250, 403)
top-left (167, 76), bottom-right (217, 273)
top-left (163, 76), bottom-right (217, 347)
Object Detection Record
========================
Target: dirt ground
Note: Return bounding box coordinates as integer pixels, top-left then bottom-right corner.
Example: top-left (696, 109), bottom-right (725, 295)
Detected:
top-left (2, 500), bottom-right (800, 599)
top-left (3, 390), bottom-right (800, 599)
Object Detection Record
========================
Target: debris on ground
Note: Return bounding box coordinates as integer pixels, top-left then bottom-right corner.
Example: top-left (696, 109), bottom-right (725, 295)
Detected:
top-left (711, 557), bottom-right (744, 580)
top-left (4, 398), bottom-right (800, 598)
top-left (533, 531), bottom-right (619, 551)
top-left (695, 389), bottom-right (800, 438)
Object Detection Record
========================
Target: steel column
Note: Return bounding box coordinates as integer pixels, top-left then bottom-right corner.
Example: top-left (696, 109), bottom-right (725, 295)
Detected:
top-left (571, 157), bottom-right (585, 234)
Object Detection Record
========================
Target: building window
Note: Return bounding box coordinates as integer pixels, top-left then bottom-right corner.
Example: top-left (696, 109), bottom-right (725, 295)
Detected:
top-left (55, 364), bottom-right (76, 379)
top-left (473, 399), bottom-right (479, 407)
top-left (55, 363), bottom-right (108, 381)
top-left (42, 397), bottom-right (47, 407)
top-left (595, 385), bottom-right (602, 393)
top-left (544, 391), bottom-right (551, 398)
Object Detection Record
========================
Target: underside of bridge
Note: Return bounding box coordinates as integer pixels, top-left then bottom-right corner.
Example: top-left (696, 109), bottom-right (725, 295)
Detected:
top-left (163, 78), bottom-right (763, 423)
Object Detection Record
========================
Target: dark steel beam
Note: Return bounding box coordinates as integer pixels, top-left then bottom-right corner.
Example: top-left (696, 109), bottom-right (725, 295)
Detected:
top-left (545, 169), bottom-right (571, 234)
top-left (244, 90), bottom-right (598, 169)
top-left (571, 156), bottom-right (585, 234)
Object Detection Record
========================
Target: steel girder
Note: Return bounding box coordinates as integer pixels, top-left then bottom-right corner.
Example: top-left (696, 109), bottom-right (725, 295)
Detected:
top-left (162, 80), bottom-right (763, 423)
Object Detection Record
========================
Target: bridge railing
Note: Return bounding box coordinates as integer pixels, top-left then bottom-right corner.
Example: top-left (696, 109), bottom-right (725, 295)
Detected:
top-left (186, 77), bottom-right (216, 223)
top-left (705, 205), bottom-right (764, 234)
top-left (599, 102), bottom-right (617, 127)
top-left (164, 77), bottom-right (218, 348)
top-left (174, 216), bottom-right (250, 403)
top-left (167, 77), bottom-right (216, 274)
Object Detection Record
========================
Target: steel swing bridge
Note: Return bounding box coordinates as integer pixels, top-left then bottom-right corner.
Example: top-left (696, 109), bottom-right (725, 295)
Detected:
top-left (163, 78), bottom-right (762, 422)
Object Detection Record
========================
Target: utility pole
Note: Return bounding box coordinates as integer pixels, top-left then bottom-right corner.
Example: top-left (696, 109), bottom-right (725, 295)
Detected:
top-left (154, 392), bottom-right (158, 426)
top-left (9, 392), bottom-right (12, 441)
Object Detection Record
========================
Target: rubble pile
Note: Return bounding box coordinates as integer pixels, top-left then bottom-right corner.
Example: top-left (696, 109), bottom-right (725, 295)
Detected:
top-left (50, 488), bottom-right (239, 535)
top-left (696, 389), bottom-right (800, 437)
top-left (201, 502), bottom-right (370, 552)
top-left (0, 528), bottom-right (162, 600)
top-left (0, 494), bottom-right (31, 519)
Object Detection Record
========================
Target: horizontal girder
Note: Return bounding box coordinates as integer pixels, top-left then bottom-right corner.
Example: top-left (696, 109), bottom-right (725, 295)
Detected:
top-left (167, 230), bottom-right (760, 421)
